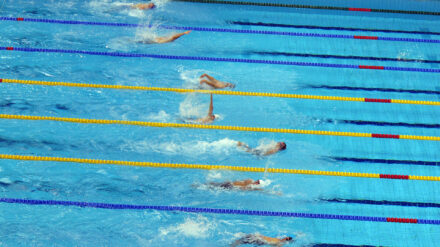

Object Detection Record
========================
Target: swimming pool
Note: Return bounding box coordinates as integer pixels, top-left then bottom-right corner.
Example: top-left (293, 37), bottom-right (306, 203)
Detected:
top-left (2, 0), bottom-right (440, 246)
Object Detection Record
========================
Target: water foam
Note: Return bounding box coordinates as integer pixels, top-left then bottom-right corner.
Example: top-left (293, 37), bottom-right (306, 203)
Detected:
top-left (88, 1), bottom-right (148, 18)
top-left (178, 94), bottom-right (207, 119)
top-left (134, 16), bottom-right (161, 43)
top-left (120, 138), bottom-right (238, 156)
top-left (178, 67), bottom-right (210, 89)
top-left (147, 110), bottom-right (171, 122)
top-left (159, 215), bottom-right (216, 239)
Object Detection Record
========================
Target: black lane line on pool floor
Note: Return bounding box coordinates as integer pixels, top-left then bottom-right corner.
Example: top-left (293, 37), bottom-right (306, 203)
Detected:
top-left (320, 119), bottom-right (440, 129)
top-left (247, 51), bottom-right (440, 64)
top-left (323, 198), bottom-right (440, 209)
top-left (308, 85), bottom-right (440, 96)
top-left (232, 21), bottom-right (440, 37)
top-left (313, 244), bottom-right (378, 247)
top-left (173, 0), bottom-right (440, 16)
top-left (327, 156), bottom-right (440, 167)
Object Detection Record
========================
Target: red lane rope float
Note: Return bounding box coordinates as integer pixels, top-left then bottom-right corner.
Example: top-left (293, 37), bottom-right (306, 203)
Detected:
top-left (1, 197), bottom-right (434, 224)
top-left (364, 98), bottom-right (391, 103)
top-left (358, 65), bottom-right (384, 70)
top-left (1, 16), bottom-right (440, 45)
top-left (353, 35), bottom-right (378, 40)
top-left (2, 46), bottom-right (440, 74)
top-left (372, 134), bottom-right (399, 139)
top-left (348, 8), bottom-right (372, 12)
top-left (380, 174), bottom-right (409, 179)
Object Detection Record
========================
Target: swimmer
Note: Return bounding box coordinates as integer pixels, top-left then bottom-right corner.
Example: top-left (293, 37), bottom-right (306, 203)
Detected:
top-left (231, 234), bottom-right (294, 247)
top-left (208, 179), bottom-right (262, 191)
top-left (237, 141), bottom-right (286, 156)
top-left (200, 73), bottom-right (235, 89)
top-left (131, 3), bottom-right (155, 10)
top-left (140, 31), bottom-right (192, 44)
top-left (195, 94), bottom-right (215, 124)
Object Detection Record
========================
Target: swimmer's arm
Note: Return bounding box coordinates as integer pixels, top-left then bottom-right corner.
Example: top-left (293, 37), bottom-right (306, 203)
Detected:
top-left (230, 240), bottom-right (241, 247)
top-left (201, 73), bottom-right (215, 81)
top-left (263, 148), bottom-right (278, 156)
top-left (208, 94), bottom-right (214, 117)
top-left (200, 79), bottom-right (218, 88)
top-left (237, 142), bottom-right (254, 153)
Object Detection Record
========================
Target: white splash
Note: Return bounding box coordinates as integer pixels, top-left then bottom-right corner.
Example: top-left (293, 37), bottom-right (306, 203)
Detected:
top-left (207, 170), bottom-right (223, 180)
top-left (134, 16), bottom-right (161, 43)
top-left (179, 94), bottom-right (207, 119)
top-left (151, 0), bottom-right (170, 8)
top-left (147, 110), bottom-right (171, 122)
top-left (178, 67), bottom-right (209, 89)
top-left (159, 215), bottom-right (216, 239)
top-left (0, 177), bottom-right (12, 184)
top-left (120, 138), bottom-right (238, 156)
top-left (257, 179), bottom-right (271, 187)
top-left (88, 1), bottom-right (146, 18)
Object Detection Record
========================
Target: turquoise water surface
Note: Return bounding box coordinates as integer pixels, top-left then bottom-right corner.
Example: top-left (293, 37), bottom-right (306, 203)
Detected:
top-left (1, 0), bottom-right (440, 246)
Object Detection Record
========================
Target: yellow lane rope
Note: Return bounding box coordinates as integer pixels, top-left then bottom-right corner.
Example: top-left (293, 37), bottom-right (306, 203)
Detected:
top-left (0, 154), bottom-right (438, 181)
top-left (2, 78), bottom-right (440, 106)
top-left (1, 114), bottom-right (440, 141)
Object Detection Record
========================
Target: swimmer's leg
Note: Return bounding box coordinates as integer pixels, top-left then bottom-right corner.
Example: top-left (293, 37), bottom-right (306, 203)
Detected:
top-left (164, 31), bottom-right (192, 43)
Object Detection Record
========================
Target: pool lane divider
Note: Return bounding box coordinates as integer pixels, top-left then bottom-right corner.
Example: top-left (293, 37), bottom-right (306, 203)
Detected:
top-left (2, 78), bottom-right (440, 106)
top-left (2, 114), bottom-right (440, 142)
top-left (2, 17), bottom-right (440, 45)
top-left (1, 154), bottom-right (440, 181)
top-left (2, 47), bottom-right (440, 74)
top-left (173, 0), bottom-right (440, 16)
top-left (232, 21), bottom-right (440, 37)
top-left (1, 198), bottom-right (435, 225)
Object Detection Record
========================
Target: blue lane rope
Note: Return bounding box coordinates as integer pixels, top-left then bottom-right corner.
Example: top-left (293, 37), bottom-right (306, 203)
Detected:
top-left (2, 17), bottom-right (440, 44)
top-left (2, 46), bottom-right (440, 73)
top-left (1, 198), bottom-right (437, 224)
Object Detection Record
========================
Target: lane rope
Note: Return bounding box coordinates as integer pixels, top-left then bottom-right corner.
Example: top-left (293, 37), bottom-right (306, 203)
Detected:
top-left (172, 0), bottom-right (440, 16)
top-left (2, 16), bottom-right (440, 44)
top-left (1, 114), bottom-right (440, 141)
top-left (0, 198), bottom-right (432, 224)
top-left (2, 46), bottom-right (440, 74)
top-left (2, 78), bottom-right (440, 106)
top-left (1, 153), bottom-right (440, 181)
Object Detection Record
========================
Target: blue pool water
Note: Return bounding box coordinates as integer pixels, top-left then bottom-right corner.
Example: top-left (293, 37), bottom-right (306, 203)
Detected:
top-left (1, 0), bottom-right (440, 246)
